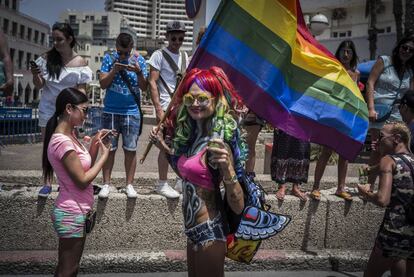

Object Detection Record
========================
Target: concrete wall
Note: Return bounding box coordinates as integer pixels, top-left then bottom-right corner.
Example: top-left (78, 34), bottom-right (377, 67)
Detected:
top-left (0, 187), bottom-right (384, 252)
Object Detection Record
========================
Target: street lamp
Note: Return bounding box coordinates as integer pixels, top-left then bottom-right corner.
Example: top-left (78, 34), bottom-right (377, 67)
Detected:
top-left (309, 13), bottom-right (329, 36)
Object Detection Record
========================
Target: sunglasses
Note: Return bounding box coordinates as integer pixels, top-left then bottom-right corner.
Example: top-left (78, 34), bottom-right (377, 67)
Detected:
top-left (73, 105), bottom-right (89, 115)
top-left (117, 50), bottom-right (131, 57)
top-left (401, 45), bottom-right (414, 54)
top-left (171, 36), bottom-right (184, 42)
top-left (183, 93), bottom-right (214, 107)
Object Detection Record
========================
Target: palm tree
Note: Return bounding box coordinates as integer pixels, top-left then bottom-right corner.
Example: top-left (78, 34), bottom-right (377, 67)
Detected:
top-left (366, 0), bottom-right (379, 59)
top-left (406, 0), bottom-right (414, 35)
top-left (393, 0), bottom-right (404, 42)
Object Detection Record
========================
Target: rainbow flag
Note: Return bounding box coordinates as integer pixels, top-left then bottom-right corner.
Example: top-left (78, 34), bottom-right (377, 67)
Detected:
top-left (189, 0), bottom-right (369, 160)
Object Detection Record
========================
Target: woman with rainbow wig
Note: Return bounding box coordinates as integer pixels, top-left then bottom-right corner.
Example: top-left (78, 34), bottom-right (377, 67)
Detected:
top-left (149, 66), bottom-right (247, 276)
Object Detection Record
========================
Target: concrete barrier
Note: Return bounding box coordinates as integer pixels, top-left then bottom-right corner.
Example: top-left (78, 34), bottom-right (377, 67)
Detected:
top-left (0, 171), bottom-right (385, 273)
top-left (0, 186), bottom-right (384, 252)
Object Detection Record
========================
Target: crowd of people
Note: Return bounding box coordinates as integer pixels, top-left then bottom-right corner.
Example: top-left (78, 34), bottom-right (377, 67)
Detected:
top-left (0, 16), bottom-right (408, 276)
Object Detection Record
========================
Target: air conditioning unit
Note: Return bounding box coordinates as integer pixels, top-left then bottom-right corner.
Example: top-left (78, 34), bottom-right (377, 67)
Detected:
top-left (332, 8), bottom-right (347, 20)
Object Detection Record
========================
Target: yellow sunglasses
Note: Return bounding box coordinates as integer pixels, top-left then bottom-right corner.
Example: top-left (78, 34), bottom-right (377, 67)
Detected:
top-left (183, 92), bottom-right (214, 107)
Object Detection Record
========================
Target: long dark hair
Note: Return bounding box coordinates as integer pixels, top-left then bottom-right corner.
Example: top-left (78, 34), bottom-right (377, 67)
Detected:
top-left (42, 88), bottom-right (88, 182)
top-left (46, 23), bottom-right (77, 80)
top-left (335, 40), bottom-right (359, 70)
top-left (392, 35), bottom-right (414, 77)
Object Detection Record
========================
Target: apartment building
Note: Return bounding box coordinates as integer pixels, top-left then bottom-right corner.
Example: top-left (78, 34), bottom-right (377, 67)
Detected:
top-left (0, 0), bottom-right (49, 106)
top-left (105, 0), bottom-right (194, 52)
top-left (302, 0), bottom-right (396, 61)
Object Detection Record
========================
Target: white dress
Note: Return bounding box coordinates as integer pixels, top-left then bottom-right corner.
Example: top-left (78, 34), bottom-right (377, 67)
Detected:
top-left (36, 56), bottom-right (93, 127)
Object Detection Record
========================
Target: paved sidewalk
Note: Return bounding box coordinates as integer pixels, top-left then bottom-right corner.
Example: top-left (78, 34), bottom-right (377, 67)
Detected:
top-left (1, 271), bottom-right (366, 277)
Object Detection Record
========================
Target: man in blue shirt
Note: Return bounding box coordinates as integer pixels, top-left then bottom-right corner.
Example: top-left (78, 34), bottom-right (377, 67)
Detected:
top-left (98, 33), bottom-right (148, 198)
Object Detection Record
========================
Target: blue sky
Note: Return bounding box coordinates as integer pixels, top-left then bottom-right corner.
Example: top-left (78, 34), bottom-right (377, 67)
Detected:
top-left (20, 0), bottom-right (105, 27)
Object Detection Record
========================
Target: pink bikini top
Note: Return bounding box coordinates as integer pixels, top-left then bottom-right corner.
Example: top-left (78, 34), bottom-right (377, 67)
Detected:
top-left (177, 148), bottom-right (215, 191)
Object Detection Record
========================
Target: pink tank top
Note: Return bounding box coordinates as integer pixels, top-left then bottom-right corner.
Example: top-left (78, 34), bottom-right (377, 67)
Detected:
top-left (177, 148), bottom-right (215, 191)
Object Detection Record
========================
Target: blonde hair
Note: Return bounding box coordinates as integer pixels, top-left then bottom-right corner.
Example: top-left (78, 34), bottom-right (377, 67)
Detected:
top-left (386, 122), bottom-right (411, 147)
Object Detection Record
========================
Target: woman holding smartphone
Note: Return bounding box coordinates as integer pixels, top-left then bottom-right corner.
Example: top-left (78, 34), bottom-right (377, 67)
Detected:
top-left (31, 23), bottom-right (92, 198)
top-left (43, 88), bottom-right (111, 276)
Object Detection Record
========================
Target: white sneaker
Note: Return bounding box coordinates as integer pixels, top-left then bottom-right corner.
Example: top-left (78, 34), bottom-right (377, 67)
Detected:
top-left (98, 184), bottom-right (110, 199)
top-left (125, 184), bottom-right (137, 198)
top-left (156, 182), bottom-right (180, 199)
top-left (174, 178), bottom-right (183, 194)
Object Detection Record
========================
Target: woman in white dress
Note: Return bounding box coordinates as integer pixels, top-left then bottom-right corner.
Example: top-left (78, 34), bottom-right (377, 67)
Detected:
top-left (30, 23), bottom-right (92, 197)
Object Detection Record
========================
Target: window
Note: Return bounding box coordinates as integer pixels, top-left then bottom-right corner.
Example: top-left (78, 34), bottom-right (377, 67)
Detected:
top-left (102, 16), bottom-right (108, 23)
top-left (19, 25), bottom-right (24, 39)
top-left (41, 33), bottom-right (45, 45)
top-left (69, 15), bottom-right (76, 24)
top-left (34, 30), bottom-right (39, 43)
top-left (10, 48), bottom-right (15, 62)
top-left (12, 0), bottom-right (16, 10)
top-left (18, 50), bottom-right (23, 69)
top-left (27, 27), bottom-right (32, 41)
top-left (95, 56), bottom-right (99, 63)
top-left (5, 0), bottom-right (9, 8)
top-left (11, 21), bottom-right (17, 36)
top-left (3, 18), bottom-right (9, 34)
top-left (26, 52), bottom-right (31, 70)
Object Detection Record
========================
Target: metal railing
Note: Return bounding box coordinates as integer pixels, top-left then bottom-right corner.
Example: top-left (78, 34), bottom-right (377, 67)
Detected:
top-left (0, 107), bottom-right (40, 145)
top-left (0, 106), bottom-right (104, 145)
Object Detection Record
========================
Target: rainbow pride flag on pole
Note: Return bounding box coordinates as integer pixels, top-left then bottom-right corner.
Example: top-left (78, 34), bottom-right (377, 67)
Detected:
top-left (189, 0), bottom-right (369, 160)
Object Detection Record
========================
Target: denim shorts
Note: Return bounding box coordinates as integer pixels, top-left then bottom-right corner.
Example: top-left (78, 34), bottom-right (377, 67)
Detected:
top-left (51, 207), bottom-right (85, 238)
top-left (184, 213), bottom-right (227, 250)
top-left (101, 112), bottom-right (140, 151)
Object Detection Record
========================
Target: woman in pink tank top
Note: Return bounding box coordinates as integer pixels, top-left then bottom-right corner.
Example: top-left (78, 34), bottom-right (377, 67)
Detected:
top-left (150, 67), bottom-right (246, 277)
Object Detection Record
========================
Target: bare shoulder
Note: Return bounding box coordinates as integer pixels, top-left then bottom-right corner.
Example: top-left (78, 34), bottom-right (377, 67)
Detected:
top-left (70, 55), bottom-right (88, 67)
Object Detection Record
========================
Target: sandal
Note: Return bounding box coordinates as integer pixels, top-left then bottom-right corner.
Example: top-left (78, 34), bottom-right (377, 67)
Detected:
top-left (335, 191), bottom-right (353, 201)
top-left (310, 190), bottom-right (321, 201)
top-left (291, 189), bottom-right (308, 202)
top-left (275, 186), bottom-right (286, 201)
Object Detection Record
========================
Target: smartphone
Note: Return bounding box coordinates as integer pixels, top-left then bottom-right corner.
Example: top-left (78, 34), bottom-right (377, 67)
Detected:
top-left (101, 130), bottom-right (114, 140)
top-left (114, 62), bottom-right (129, 68)
top-left (29, 60), bottom-right (38, 68)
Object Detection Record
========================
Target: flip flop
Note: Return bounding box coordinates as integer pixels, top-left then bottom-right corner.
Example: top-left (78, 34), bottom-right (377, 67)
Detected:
top-left (310, 190), bottom-right (321, 201)
top-left (275, 190), bottom-right (285, 201)
top-left (335, 191), bottom-right (353, 201)
top-left (292, 190), bottom-right (308, 202)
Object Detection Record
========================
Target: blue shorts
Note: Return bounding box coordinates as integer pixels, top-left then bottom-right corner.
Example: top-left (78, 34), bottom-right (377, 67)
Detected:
top-left (184, 213), bottom-right (227, 250)
top-left (101, 112), bottom-right (141, 151)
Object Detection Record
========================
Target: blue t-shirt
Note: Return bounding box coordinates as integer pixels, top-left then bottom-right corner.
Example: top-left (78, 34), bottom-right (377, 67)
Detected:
top-left (101, 51), bottom-right (148, 115)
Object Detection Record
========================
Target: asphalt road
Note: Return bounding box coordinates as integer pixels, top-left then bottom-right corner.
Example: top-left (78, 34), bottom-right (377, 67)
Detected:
top-left (2, 271), bottom-right (369, 277)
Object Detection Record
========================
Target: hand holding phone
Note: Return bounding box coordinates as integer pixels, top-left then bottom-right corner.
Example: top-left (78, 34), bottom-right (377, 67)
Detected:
top-left (30, 60), bottom-right (40, 75)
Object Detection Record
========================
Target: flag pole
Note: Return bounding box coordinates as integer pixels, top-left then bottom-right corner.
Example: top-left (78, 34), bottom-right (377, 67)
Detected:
top-left (139, 77), bottom-right (184, 164)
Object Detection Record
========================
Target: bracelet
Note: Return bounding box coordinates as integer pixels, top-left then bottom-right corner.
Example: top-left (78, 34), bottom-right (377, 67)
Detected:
top-left (223, 174), bottom-right (237, 185)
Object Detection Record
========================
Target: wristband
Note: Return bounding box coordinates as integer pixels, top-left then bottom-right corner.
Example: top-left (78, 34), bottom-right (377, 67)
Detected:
top-left (223, 174), bottom-right (237, 185)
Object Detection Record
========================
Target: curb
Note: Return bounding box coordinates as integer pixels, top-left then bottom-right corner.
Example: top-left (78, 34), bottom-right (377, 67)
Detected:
top-left (0, 250), bottom-right (370, 274)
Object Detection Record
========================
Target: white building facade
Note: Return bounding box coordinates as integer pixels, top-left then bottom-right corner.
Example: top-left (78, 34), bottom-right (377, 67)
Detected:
top-left (0, 0), bottom-right (49, 106)
top-left (302, 0), bottom-right (396, 61)
top-left (105, 0), bottom-right (194, 52)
